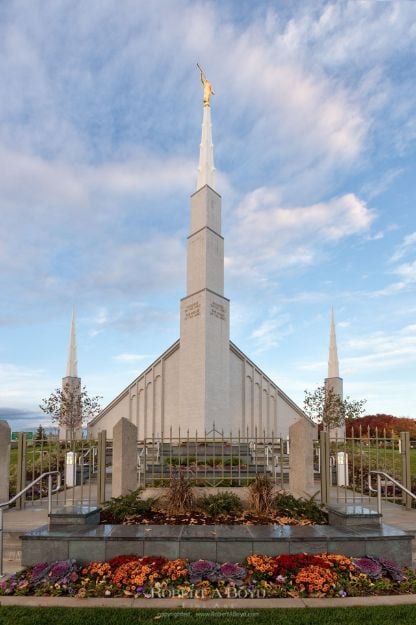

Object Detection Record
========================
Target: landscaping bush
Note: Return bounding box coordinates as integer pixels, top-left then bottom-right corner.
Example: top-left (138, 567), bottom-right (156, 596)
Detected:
top-left (196, 491), bottom-right (244, 517)
top-left (273, 492), bottom-right (327, 523)
top-left (102, 489), bottom-right (155, 522)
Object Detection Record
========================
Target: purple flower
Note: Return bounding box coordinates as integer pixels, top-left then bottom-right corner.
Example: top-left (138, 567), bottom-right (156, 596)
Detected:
top-left (338, 590), bottom-right (347, 597)
top-left (136, 586), bottom-right (144, 593)
top-left (70, 572), bottom-right (78, 582)
top-left (376, 557), bottom-right (406, 582)
top-left (352, 557), bottom-right (382, 579)
top-left (219, 563), bottom-right (246, 579)
top-left (189, 560), bottom-right (219, 583)
top-left (190, 560), bottom-right (216, 574)
top-left (31, 562), bottom-right (49, 579)
top-left (48, 559), bottom-right (77, 583)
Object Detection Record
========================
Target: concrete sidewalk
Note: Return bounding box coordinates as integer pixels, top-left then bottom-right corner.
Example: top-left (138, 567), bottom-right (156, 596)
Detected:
top-left (327, 490), bottom-right (416, 564)
top-left (1, 595), bottom-right (416, 608)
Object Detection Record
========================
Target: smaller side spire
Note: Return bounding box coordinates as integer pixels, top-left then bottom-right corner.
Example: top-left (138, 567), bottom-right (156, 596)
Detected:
top-left (66, 310), bottom-right (78, 378)
top-left (328, 308), bottom-right (340, 378)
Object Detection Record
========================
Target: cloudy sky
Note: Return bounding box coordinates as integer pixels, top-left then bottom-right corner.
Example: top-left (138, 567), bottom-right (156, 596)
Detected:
top-left (1, 0), bottom-right (416, 431)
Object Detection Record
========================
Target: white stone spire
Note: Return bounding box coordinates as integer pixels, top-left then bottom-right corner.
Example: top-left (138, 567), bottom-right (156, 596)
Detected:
top-left (328, 308), bottom-right (340, 378)
top-left (196, 105), bottom-right (215, 191)
top-left (66, 310), bottom-right (78, 378)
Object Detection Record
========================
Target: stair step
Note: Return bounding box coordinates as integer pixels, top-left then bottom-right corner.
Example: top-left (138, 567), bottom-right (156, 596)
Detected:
top-left (48, 505), bottom-right (101, 527)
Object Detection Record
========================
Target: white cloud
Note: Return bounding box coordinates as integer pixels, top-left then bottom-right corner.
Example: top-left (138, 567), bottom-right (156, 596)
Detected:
top-left (390, 232), bottom-right (416, 263)
top-left (0, 363), bottom-right (54, 410)
top-left (226, 189), bottom-right (375, 279)
top-left (300, 324), bottom-right (416, 377)
top-left (371, 233), bottom-right (416, 297)
top-left (113, 353), bottom-right (151, 363)
top-left (250, 312), bottom-right (293, 352)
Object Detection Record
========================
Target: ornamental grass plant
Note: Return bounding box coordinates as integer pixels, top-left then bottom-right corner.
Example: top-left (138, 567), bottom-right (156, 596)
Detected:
top-left (164, 470), bottom-right (195, 514)
top-left (248, 473), bottom-right (275, 515)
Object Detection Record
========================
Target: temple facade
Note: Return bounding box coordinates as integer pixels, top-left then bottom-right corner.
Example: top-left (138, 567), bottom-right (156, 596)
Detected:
top-left (88, 80), bottom-right (311, 439)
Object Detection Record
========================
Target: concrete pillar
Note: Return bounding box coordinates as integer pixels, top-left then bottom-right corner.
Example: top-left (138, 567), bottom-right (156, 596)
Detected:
top-left (289, 419), bottom-right (317, 498)
top-left (0, 421), bottom-right (11, 502)
top-left (112, 418), bottom-right (138, 498)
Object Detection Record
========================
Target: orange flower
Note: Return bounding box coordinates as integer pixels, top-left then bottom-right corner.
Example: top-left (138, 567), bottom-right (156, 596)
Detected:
top-left (294, 565), bottom-right (337, 595)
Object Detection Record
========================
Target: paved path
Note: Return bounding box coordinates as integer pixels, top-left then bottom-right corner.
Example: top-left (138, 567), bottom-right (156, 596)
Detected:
top-left (1, 595), bottom-right (416, 608)
top-left (327, 486), bottom-right (416, 564)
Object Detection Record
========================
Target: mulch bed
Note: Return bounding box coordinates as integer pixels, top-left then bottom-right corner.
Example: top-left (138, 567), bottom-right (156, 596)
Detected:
top-left (100, 510), bottom-right (322, 525)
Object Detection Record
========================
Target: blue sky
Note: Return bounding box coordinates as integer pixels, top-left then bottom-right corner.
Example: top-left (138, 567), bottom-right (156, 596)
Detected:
top-left (1, 0), bottom-right (416, 430)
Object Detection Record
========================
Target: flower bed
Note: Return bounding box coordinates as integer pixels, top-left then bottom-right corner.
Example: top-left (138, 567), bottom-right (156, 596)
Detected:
top-left (1, 553), bottom-right (415, 599)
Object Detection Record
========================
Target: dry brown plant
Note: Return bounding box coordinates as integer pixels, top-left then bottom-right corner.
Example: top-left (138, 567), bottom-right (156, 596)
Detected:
top-left (248, 473), bottom-right (275, 516)
top-left (164, 470), bottom-right (195, 515)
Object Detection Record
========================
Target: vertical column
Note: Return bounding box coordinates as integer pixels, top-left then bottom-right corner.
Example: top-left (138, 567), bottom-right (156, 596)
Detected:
top-left (112, 418), bottom-right (138, 497)
top-left (96, 430), bottom-right (107, 505)
top-left (400, 431), bottom-right (412, 509)
top-left (0, 421), bottom-right (11, 502)
top-left (289, 419), bottom-right (317, 497)
top-left (319, 430), bottom-right (330, 505)
top-left (16, 432), bottom-right (27, 510)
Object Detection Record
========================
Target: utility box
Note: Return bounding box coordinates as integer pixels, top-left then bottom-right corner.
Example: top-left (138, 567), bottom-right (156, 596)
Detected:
top-left (65, 451), bottom-right (77, 487)
top-left (336, 451), bottom-right (349, 487)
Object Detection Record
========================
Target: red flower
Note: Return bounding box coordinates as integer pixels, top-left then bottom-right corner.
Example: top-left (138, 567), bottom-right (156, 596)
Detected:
top-left (108, 555), bottom-right (140, 570)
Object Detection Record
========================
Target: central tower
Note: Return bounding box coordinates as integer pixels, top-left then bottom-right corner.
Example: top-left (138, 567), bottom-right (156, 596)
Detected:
top-left (178, 72), bottom-right (230, 433)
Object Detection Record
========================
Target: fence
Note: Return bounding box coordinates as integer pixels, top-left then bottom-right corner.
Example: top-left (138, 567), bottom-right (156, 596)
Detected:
top-left (8, 433), bottom-right (105, 509)
top-left (136, 428), bottom-right (290, 488)
top-left (6, 429), bottom-right (290, 508)
top-left (5, 427), bottom-right (414, 511)
top-left (319, 427), bottom-right (414, 509)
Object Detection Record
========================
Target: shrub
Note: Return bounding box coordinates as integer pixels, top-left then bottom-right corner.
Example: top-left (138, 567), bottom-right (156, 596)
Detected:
top-left (273, 491), bottom-right (327, 523)
top-left (196, 491), bottom-right (244, 517)
top-left (248, 473), bottom-right (275, 515)
top-left (102, 489), bottom-right (155, 522)
top-left (164, 471), bottom-right (195, 514)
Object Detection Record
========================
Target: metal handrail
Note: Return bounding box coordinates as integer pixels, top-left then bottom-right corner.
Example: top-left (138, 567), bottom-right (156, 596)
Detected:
top-left (369, 470), bottom-right (416, 514)
top-left (0, 470), bottom-right (61, 577)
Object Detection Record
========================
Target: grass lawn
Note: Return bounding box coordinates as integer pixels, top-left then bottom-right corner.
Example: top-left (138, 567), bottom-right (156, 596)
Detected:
top-left (1, 606), bottom-right (416, 625)
top-left (333, 444), bottom-right (416, 480)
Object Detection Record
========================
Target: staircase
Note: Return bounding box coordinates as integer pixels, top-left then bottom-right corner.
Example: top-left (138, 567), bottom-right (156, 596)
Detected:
top-left (137, 441), bottom-right (289, 486)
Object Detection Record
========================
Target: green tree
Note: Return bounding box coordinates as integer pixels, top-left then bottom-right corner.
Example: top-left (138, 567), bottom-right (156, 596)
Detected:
top-left (34, 424), bottom-right (46, 441)
top-left (303, 385), bottom-right (366, 429)
top-left (39, 383), bottom-right (102, 440)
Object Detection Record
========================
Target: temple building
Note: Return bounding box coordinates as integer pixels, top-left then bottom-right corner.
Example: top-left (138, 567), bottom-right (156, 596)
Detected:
top-left (89, 74), bottom-right (312, 439)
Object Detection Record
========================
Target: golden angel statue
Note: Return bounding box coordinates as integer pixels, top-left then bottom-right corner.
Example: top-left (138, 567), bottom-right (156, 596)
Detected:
top-left (197, 63), bottom-right (215, 107)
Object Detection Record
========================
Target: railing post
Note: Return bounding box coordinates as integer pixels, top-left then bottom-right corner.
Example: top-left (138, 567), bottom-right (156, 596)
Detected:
top-left (0, 422), bottom-right (11, 505)
top-left (16, 432), bottom-right (27, 510)
top-left (377, 473), bottom-right (382, 514)
top-left (400, 432), bottom-right (412, 509)
top-left (320, 430), bottom-right (330, 505)
top-left (48, 473), bottom-right (53, 515)
top-left (0, 508), bottom-right (3, 577)
top-left (96, 430), bottom-right (107, 505)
